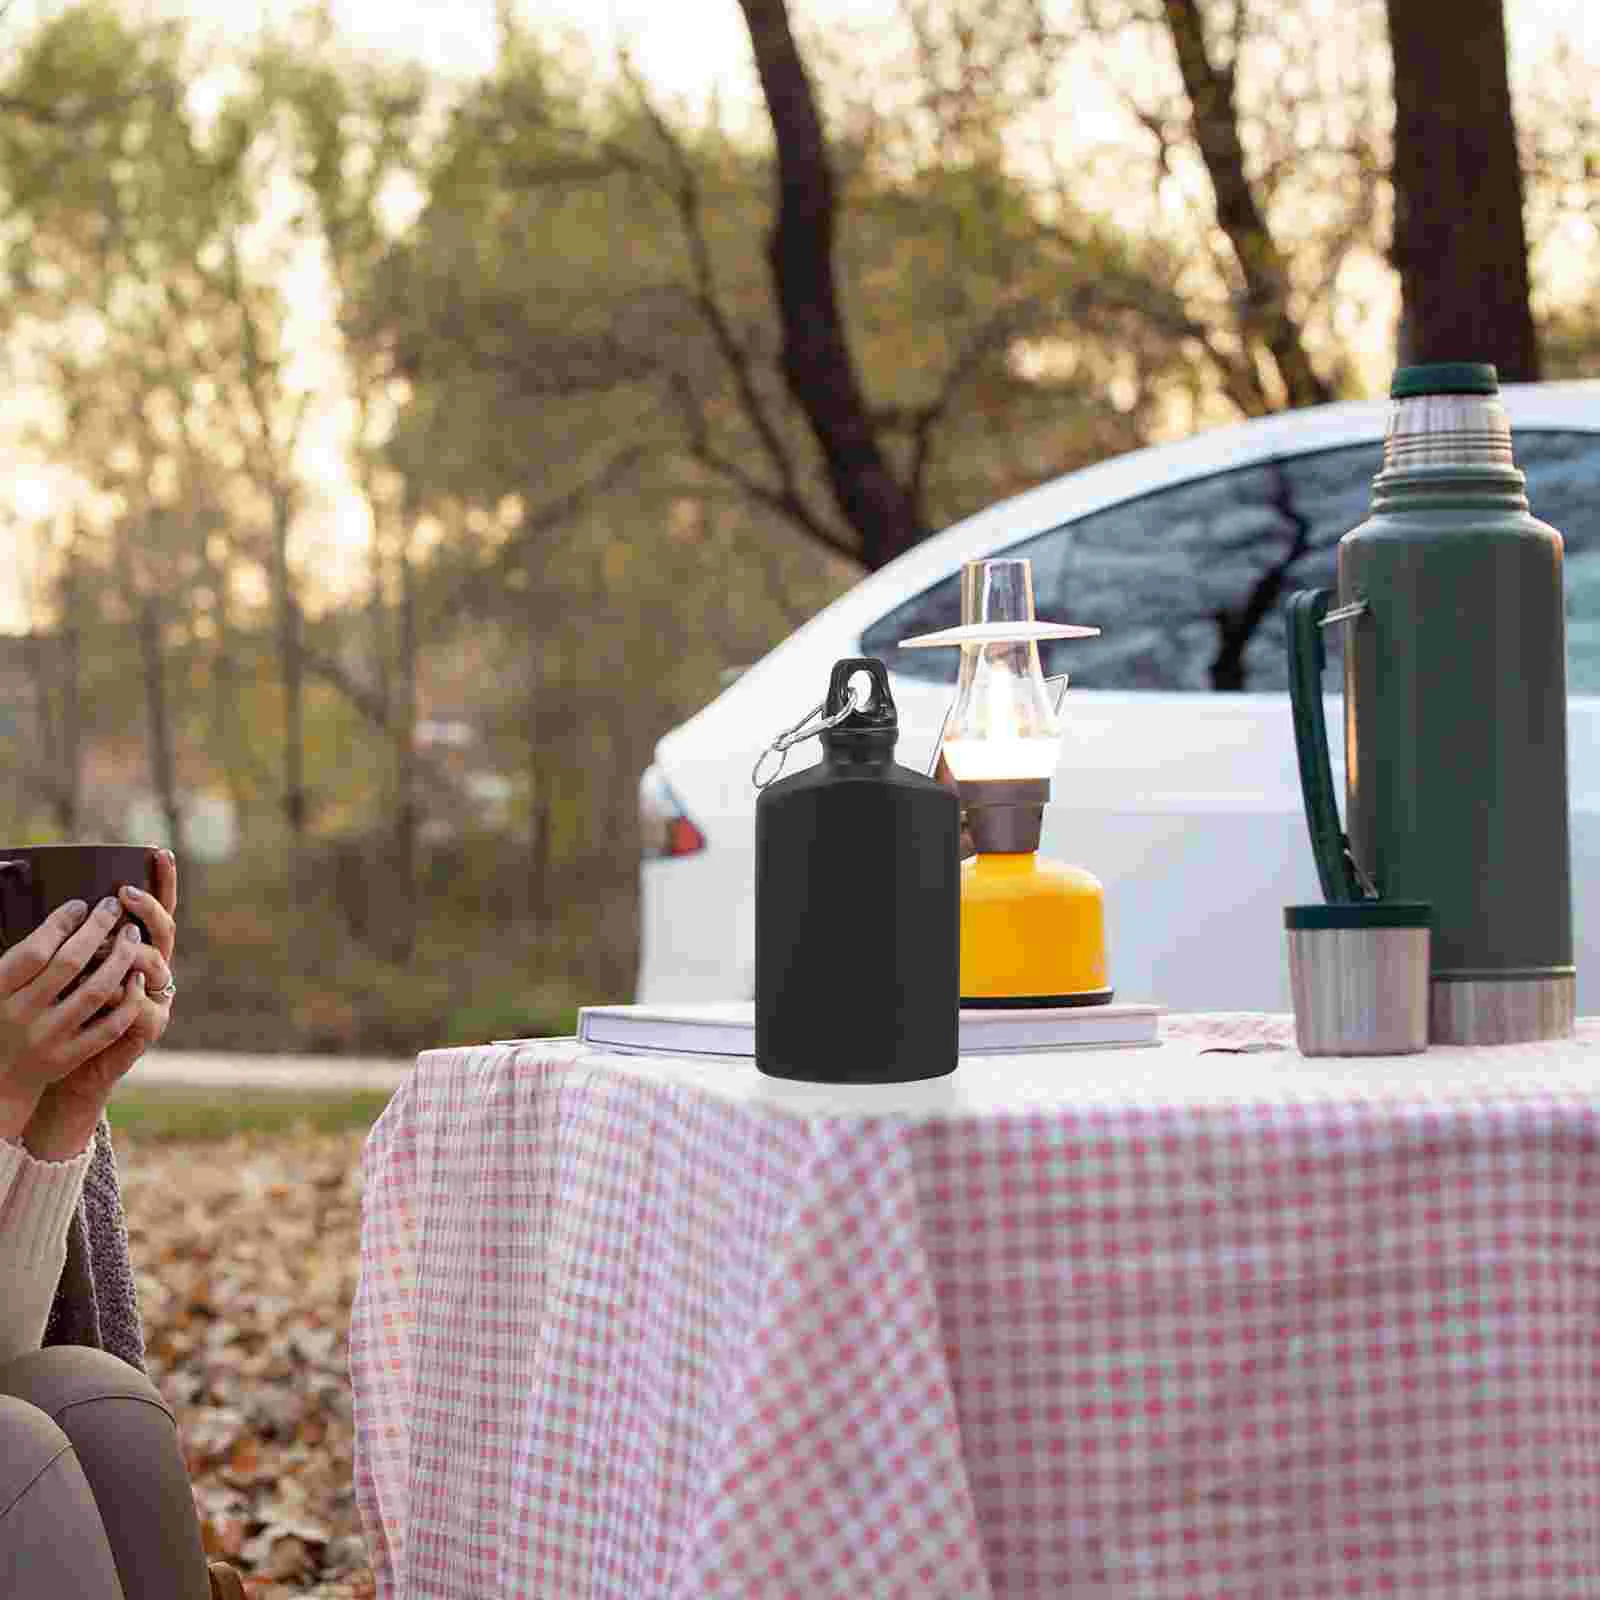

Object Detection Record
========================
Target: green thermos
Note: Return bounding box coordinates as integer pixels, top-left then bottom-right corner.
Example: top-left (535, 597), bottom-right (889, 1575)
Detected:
top-left (1288, 363), bottom-right (1574, 1044)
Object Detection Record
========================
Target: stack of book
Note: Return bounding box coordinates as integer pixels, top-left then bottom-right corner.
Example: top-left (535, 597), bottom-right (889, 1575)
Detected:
top-left (548, 1000), bottom-right (1164, 1058)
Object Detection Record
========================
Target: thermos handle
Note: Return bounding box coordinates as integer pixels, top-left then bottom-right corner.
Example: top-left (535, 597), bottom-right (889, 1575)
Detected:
top-left (1286, 590), bottom-right (1363, 903)
top-left (0, 859), bottom-right (32, 948)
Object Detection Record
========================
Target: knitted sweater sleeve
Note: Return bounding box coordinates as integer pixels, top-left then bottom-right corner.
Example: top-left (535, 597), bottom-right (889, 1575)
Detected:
top-left (0, 1134), bottom-right (94, 1366)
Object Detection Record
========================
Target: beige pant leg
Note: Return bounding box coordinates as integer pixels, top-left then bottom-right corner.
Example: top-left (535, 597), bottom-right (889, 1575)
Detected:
top-left (0, 1392), bottom-right (126, 1598)
top-left (0, 1346), bottom-right (209, 1600)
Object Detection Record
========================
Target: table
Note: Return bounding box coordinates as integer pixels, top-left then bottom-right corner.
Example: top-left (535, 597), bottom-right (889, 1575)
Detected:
top-left (351, 1014), bottom-right (1600, 1598)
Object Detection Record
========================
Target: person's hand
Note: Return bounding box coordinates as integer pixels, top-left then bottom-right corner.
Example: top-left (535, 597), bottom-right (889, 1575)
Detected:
top-left (0, 893), bottom-right (150, 1147)
top-left (22, 850), bottom-right (178, 1162)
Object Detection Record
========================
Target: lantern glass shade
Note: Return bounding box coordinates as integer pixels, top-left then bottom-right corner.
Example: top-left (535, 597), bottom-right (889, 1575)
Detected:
top-left (939, 559), bottom-right (1061, 783)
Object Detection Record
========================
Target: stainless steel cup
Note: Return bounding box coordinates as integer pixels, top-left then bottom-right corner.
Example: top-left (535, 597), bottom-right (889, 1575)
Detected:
top-left (1285, 902), bottom-right (1431, 1055)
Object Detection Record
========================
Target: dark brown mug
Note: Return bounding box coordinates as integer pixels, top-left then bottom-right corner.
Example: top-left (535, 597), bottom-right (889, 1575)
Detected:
top-left (0, 845), bottom-right (159, 956)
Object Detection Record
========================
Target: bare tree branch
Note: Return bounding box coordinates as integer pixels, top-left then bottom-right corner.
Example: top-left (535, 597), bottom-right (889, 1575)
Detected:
top-left (620, 56), bottom-right (833, 549)
top-left (1033, 218), bottom-right (1269, 415)
top-left (299, 644), bottom-right (391, 729)
top-left (905, 298), bottom-right (1034, 515)
top-left (737, 0), bottom-right (928, 570)
top-left (0, 88), bottom-right (154, 130)
top-left (1159, 0), bottom-right (1333, 408)
top-left (1209, 461), bottom-right (1310, 690)
top-left (421, 444), bottom-right (664, 630)
top-left (1304, 139), bottom-right (1383, 323)
top-left (472, 333), bottom-right (658, 398)
top-left (1228, 0), bottom-right (1248, 78)
top-left (668, 371), bottom-right (861, 565)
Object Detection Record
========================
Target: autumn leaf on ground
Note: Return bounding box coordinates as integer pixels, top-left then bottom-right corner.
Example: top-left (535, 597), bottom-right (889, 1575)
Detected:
top-left (121, 1131), bottom-right (376, 1600)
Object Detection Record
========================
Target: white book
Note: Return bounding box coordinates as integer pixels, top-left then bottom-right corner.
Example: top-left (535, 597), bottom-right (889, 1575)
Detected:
top-left (550, 999), bottom-right (1165, 1059)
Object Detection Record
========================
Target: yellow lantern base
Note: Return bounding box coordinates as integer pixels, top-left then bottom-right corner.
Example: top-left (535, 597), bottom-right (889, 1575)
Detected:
top-left (959, 851), bottom-right (1110, 1005)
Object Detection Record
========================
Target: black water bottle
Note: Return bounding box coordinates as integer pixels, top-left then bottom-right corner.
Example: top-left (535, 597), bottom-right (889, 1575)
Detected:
top-left (755, 657), bottom-right (960, 1083)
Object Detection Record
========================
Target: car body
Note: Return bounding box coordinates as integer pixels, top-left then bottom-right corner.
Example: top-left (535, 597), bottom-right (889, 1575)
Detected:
top-left (639, 382), bottom-right (1600, 1014)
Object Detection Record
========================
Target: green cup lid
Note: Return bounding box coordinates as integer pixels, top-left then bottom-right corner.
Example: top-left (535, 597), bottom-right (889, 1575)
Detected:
top-left (1285, 901), bottom-right (1432, 930)
top-left (1390, 363), bottom-right (1498, 398)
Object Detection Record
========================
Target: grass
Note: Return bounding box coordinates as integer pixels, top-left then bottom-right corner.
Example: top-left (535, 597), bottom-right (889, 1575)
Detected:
top-left (108, 1086), bottom-right (397, 1143)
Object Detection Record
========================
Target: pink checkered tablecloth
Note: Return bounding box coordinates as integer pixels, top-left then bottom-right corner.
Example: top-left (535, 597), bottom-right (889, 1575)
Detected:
top-left (351, 1013), bottom-right (1600, 1598)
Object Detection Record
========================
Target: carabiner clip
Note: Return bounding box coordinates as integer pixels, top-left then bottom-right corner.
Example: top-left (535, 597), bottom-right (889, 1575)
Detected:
top-left (751, 687), bottom-right (865, 790)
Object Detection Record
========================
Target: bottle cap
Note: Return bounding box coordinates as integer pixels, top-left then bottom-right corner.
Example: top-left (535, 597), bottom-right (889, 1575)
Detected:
top-left (821, 657), bottom-right (898, 751)
top-left (1390, 363), bottom-right (1498, 399)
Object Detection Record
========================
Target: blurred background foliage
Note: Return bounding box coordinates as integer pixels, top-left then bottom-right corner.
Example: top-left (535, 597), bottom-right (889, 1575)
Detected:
top-left (0, 0), bottom-right (1591, 1052)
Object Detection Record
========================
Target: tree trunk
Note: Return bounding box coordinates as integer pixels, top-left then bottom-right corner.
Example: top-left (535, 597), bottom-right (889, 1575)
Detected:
top-left (390, 532), bottom-right (419, 963)
top-left (137, 593), bottom-right (183, 852)
top-left (270, 488), bottom-right (308, 853)
top-left (28, 547), bottom-right (85, 836)
top-left (1160, 0), bottom-right (1333, 410)
top-left (529, 789), bottom-right (551, 916)
top-left (736, 0), bottom-right (928, 569)
top-left (26, 627), bottom-right (78, 837)
top-left (524, 573), bottom-right (548, 920)
top-left (55, 554), bottom-right (83, 835)
top-left (203, 536), bottom-right (252, 828)
top-left (1385, 0), bottom-right (1538, 379)
top-left (369, 512), bottom-right (391, 728)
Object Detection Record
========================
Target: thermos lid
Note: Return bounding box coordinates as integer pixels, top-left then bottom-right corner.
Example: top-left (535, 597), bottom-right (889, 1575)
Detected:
top-left (1382, 363), bottom-right (1512, 469)
top-left (1285, 901), bottom-right (1432, 930)
top-left (1390, 363), bottom-right (1498, 399)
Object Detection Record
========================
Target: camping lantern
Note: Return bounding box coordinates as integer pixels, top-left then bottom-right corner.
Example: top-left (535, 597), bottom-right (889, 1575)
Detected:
top-left (902, 558), bottom-right (1111, 1006)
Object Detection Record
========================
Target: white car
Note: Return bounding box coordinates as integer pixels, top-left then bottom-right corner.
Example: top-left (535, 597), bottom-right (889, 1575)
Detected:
top-left (638, 383), bottom-right (1600, 1013)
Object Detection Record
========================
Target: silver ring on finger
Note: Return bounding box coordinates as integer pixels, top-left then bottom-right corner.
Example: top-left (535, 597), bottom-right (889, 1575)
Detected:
top-left (150, 978), bottom-right (176, 1002)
